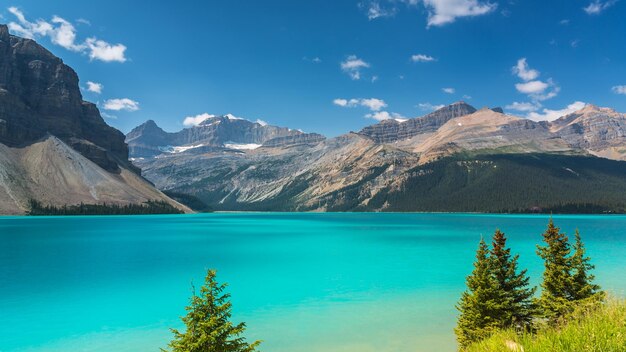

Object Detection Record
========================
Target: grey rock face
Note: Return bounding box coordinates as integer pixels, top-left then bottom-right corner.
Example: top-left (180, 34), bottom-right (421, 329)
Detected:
top-left (358, 101), bottom-right (477, 143)
top-left (0, 25), bottom-right (188, 213)
top-left (126, 115), bottom-right (326, 157)
top-left (262, 133), bottom-right (326, 147)
top-left (125, 120), bottom-right (177, 158)
top-left (552, 105), bottom-right (626, 151)
top-left (0, 24), bottom-right (130, 172)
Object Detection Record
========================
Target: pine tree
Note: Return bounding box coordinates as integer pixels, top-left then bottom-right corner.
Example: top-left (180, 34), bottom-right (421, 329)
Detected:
top-left (166, 269), bottom-right (261, 352)
top-left (489, 229), bottom-right (536, 330)
top-left (455, 238), bottom-right (506, 348)
top-left (570, 229), bottom-right (603, 301)
top-left (536, 219), bottom-right (574, 321)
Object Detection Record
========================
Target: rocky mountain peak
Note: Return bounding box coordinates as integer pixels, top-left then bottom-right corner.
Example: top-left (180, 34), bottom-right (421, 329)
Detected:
top-left (127, 120), bottom-right (168, 139)
top-left (126, 114), bottom-right (326, 158)
top-left (194, 114), bottom-right (250, 127)
top-left (0, 25), bottom-right (132, 172)
top-left (143, 119), bottom-right (160, 128)
top-left (577, 104), bottom-right (618, 115)
top-left (554, 104), bottom-right (622, 126)
top-left (437, 101), bottom-right (476, 113)
top-left (0, 25), bottom-right (187, 213)
top-left (358, 101), bottom-right (477, 143)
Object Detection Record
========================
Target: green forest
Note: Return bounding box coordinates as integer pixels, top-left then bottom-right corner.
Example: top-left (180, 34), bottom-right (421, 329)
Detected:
top-left (366, 153), bottom-right (626, 213)
top-left (187, 153), bottom-right (626, 213)
top-left (28, 199), bottom-right (183, 215)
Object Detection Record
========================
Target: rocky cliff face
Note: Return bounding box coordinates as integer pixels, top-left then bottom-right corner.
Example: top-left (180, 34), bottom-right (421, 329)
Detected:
top-left (0, 24), bottom-right (131, 173)
top-left (358, 101), bottom-right (477, 143)
top-left (0, 24), bottom-right (187, 214)
top-left (261, 133), bottom-right (326, 147)
top-left (551, 105), bottom-right (626, 159)
top-left (125, 120), bottom-right (176, 158)
top-left (125, 115), bottom-right (326, 157)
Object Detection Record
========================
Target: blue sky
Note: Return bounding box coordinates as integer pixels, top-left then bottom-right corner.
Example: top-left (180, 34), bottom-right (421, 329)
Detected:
top-left (3, 0), bottom-right (626, 136)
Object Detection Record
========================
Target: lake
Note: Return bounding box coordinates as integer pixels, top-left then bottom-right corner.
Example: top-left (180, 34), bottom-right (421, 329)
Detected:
top-left (1, 213), bottom-right (625, 352)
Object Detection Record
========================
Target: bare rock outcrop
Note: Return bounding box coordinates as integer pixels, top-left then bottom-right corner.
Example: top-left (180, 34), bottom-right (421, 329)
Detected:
top-left (0, 24), bottom-right (187, 213)
top-left (126, 115), bottom-right (326, 157)
top-left (358, 101), bottom-right (477, 143)
top-left (0, 24), bottom-right (132, 173)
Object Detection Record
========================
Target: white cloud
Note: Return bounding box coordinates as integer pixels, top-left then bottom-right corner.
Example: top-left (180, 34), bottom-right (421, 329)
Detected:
top-left (103, 98), bottom-right (139, 111)
top-left (76, 18), bottom-right (91, 26)
top-left (360, 98), bottom-right (387, 111)
top-left (6, 7), bottom-right (127, 63)
top-left (333, 98), bottom-right (349, 107)
top-left (85, 38), bottom-right (127, 62)
top-left (341, 55), bottom-right (370, 80)
top-left (334, 98), bottom-right (387, 111)
top-left (86, 81), bottom-right (103, 94)
top-left (512, 58), bottom-right (559, 102)
top-left (423, 0), bottom-right (497, 27)
top-left (50, 16), bottom-right (84, 51)
top-left (515, 80), bottom-right (549, 94)
top-left (183, 113), bottom-right (215, 127)
top-left (535, 85), bottom-right (560, 101)
top-left (505, 101), bottom-right (540, 112)
top-left (360, 1), bottom-right (397, 19)
top-left (418, 103), bottom-right (445, 111)
top-left (583, 0), bottom-right (617, 14)
top-left (512, 58), bottom-right (540, 81)
top-left (612, 85), bottom-right (626, 95)
top-left (442, 87), bottom-right (455, 94)
top-left (7, 7), bottom-right (53, 38)
top-left (335, 98), bottom-right (404, 120)
top-left (411, 54), bottom-right (436, 62)
top-left (527, 101), bottom-right (586, 122)
top-left (303, 56), bottom-right (321, 63)
top-left (365, 111), bottom-right (407, 121)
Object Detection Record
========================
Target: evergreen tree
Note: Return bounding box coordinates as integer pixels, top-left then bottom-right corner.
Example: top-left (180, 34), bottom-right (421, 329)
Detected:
top-left (489, 229), bottom-right (536, 330)
top-left (536, 219), bottom-right (574, 321)
top-left (455, 239), bottom-right (506, 348)
top-left (570, 229), bottom-right (602, 301)
top-left (166, 269), bottom-right (261, 352)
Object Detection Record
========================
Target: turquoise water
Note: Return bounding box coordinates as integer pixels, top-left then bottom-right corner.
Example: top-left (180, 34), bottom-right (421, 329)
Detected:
top-left (1, 213), bottom-right (626, 352)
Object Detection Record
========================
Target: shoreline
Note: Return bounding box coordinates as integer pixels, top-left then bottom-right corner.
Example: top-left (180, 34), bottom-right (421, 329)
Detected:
top-left (4, 211), bottom-right (626, 217)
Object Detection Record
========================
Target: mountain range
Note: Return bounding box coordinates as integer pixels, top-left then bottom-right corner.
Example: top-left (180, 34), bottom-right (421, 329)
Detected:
top-left (127, 101), bottom-right (626, 213)
top-left (2, 22), bottom-right (626, 215)
top-left (0, 24), bottom-right (187, 214)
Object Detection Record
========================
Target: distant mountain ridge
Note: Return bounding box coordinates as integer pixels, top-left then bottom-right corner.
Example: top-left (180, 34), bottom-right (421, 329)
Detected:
top-left (357, 101), bottom-right (478, 143)
top-left (0, 24), bottom-right (187, 214)
top-left (129, 101), bottom-right (626, 212)
top-left (126, 114), bottom-right (325, 157)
